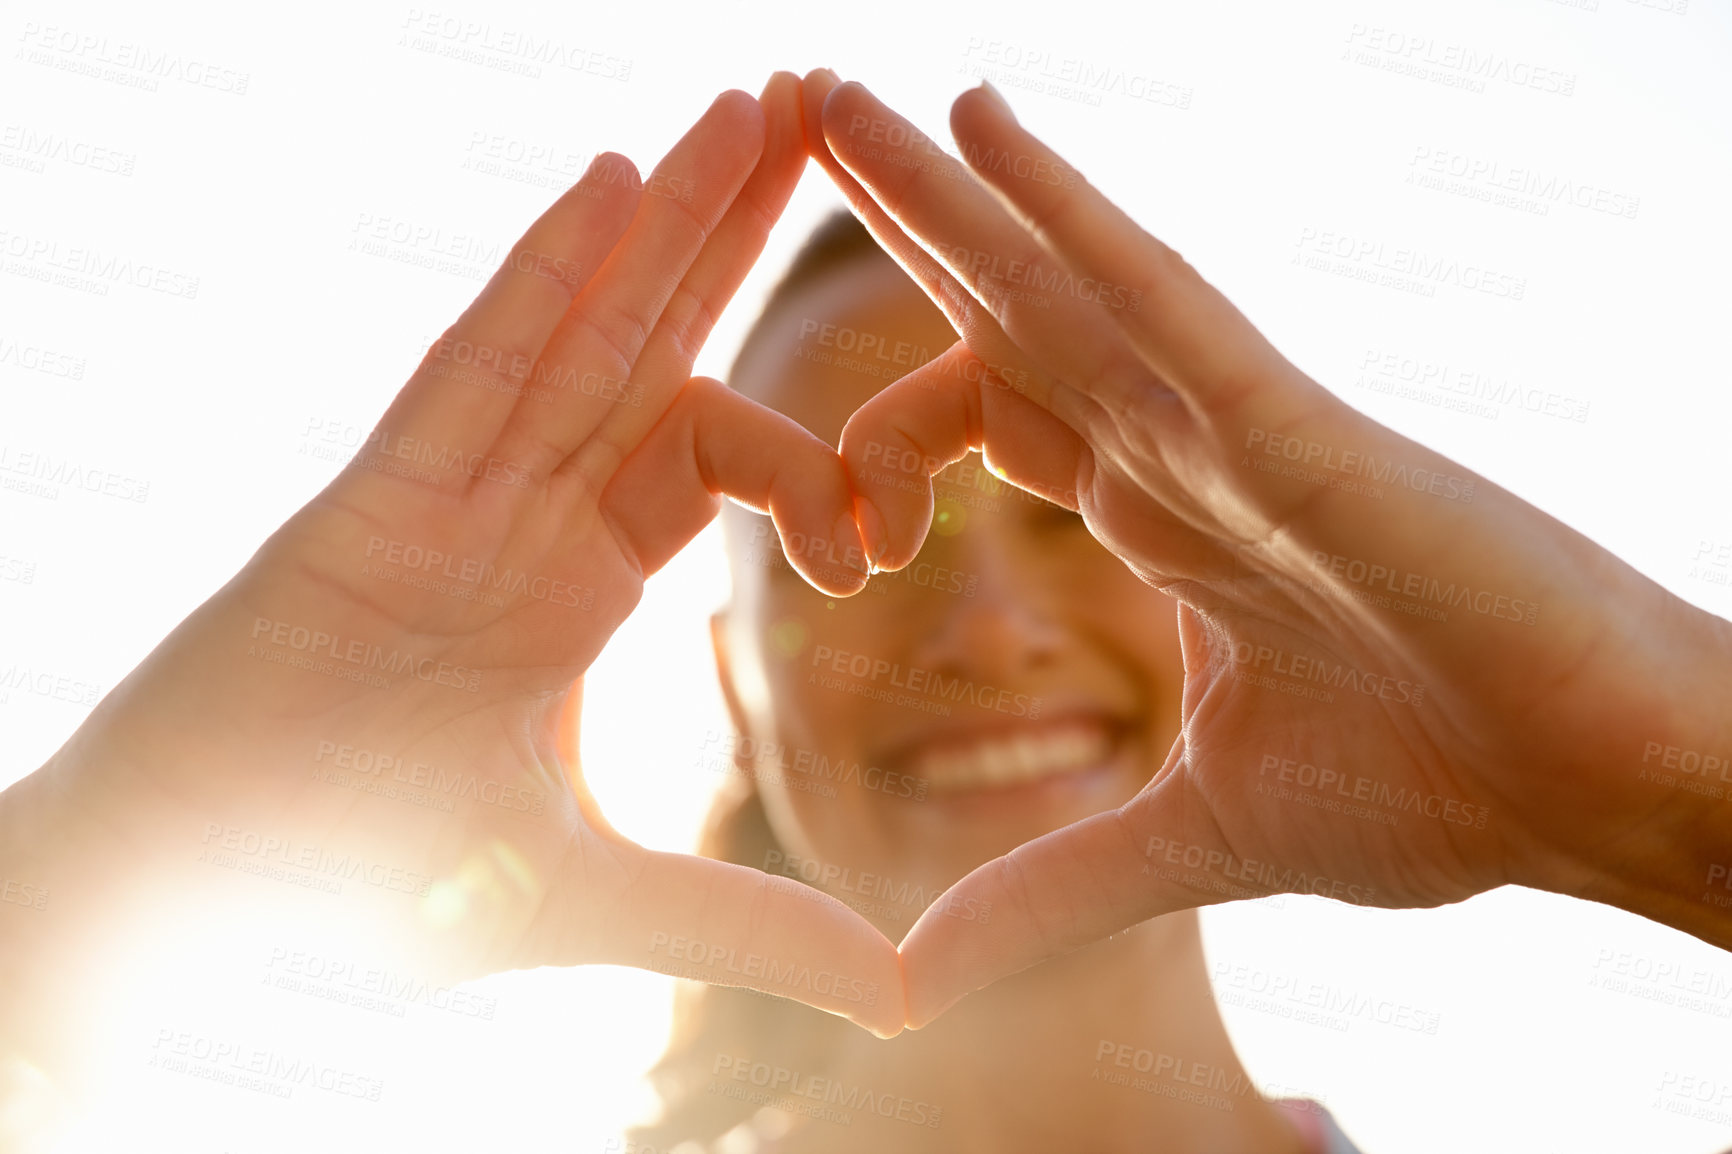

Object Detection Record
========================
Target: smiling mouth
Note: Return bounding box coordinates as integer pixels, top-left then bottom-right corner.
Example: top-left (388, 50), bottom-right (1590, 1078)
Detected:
top-left (908, 719), bottom-right (1120, 796)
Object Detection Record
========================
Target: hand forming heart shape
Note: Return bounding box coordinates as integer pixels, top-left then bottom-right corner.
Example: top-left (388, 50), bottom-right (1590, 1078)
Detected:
top-left (26, 66), bottom-right (1731, 1062)
top-left (793, 69), bottom-right (1731, 1027)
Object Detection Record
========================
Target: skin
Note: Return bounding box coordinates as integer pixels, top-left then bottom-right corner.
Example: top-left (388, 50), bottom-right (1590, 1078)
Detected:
top-left (712, 254), bottom-right (1312, 1152)
top-left (796, 69), bottom-right (1732, 1027)
top-left (0, 77), bottom-right (907, 1087)
top-left (0, 66), bottom-right (1727, 1145)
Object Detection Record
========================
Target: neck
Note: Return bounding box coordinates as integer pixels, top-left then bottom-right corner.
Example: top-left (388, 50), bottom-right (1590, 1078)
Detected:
top-left (814, 912), bottom-right (1311, 1154)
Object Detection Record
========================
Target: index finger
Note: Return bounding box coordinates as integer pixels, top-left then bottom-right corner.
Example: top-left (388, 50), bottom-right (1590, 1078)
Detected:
top-left (947, 84), bottom-right (1302, 415)
top-left (797, 71), bottom-right (1072, 427)
top-left (819, 80), bottom-right (1146, 420)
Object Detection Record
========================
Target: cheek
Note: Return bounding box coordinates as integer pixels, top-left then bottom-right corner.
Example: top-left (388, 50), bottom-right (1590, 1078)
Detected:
top-left (1068, 556), bottom-right (1186, 717)
top-left (737, 585), bottom-right (903, 862)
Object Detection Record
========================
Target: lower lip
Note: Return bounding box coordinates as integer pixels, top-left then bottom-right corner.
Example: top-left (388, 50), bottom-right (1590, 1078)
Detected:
top-left (914, 734), bottom-right (1138, 818)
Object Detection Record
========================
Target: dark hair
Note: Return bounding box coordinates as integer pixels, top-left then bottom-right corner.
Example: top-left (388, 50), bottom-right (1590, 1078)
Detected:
top-left (626, 210), bottom-right (892, 1152)
top-left (724, 209), bottom-right (891, 396)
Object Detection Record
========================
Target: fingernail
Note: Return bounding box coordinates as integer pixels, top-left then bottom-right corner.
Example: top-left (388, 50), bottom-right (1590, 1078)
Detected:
top-left (978, 80), bottom-right (1015, 120)
top-left (853, 495), bottom-right (889, 573)
top-left (833, 510), bottom-right (872, 580)
top-left (813, 67), bottom-right (839, 84)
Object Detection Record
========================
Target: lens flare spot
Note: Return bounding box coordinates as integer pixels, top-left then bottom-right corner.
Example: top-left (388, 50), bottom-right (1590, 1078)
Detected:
top-left (768, 618), bottom-right (807, 658)
top-left (932, 498), bottom-right (966, 537)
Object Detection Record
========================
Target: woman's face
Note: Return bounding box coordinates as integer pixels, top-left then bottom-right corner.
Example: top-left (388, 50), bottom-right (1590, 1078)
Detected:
top-left (717, 253), bottom-right (1183, 934)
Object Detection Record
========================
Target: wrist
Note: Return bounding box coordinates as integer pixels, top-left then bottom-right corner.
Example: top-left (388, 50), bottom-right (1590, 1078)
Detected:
top-left (1575, 598), bottom-right (1732, 949)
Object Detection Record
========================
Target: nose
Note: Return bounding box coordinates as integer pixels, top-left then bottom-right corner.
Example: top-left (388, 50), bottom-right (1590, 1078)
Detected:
top-left (901, 505), bottom-right (1065, 682)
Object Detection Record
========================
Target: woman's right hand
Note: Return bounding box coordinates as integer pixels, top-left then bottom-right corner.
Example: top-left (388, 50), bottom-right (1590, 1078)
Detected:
top-left (10, 74), bottom-right (905, 1040)
top-left (796, 71), bottom-right (1732, 1026)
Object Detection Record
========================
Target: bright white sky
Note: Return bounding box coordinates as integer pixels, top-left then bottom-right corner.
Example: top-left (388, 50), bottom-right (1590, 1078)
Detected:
top-left (4, 0), bottom-right (1732, 1151)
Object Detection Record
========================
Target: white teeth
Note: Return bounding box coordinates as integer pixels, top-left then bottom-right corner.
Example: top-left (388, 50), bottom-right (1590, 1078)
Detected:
top-left (916, 726), bottom-right (1113, 795)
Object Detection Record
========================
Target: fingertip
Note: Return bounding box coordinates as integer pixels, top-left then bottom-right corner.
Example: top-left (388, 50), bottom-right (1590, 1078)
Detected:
top-left (958, 79), bottom-right (1014, 119)
top-left (819, 79), bottom-right (871, 135)
top-left (713, 86), bottom-right (760, 112)
top-left (709, 87), bottom-right (767, 141)
top-left (853, 495), bottom-right (889, 573)
top-left (950, 81), bottom-right (1012, 141)
top-left (799, 70), bottom-right (834, 157)
top-left (583, 149), bottom-right (637, 184)
top-left (759, 71), bottom-right (801, 120)
top-left (859, 1016), bottom-right (904, 1041)
top-left (821, 509), bottom-right (872, 594)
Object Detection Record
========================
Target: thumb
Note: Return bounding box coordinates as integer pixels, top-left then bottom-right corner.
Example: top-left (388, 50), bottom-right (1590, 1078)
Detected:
top-left (897, 737), bottom-right (1241, 1027)
top-left (583, 841), bottom-right (908, 1039)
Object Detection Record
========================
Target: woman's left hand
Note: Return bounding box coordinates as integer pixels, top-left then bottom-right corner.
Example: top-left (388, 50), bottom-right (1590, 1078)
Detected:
top-left (797, 70), bottom-right (1732, 1027)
